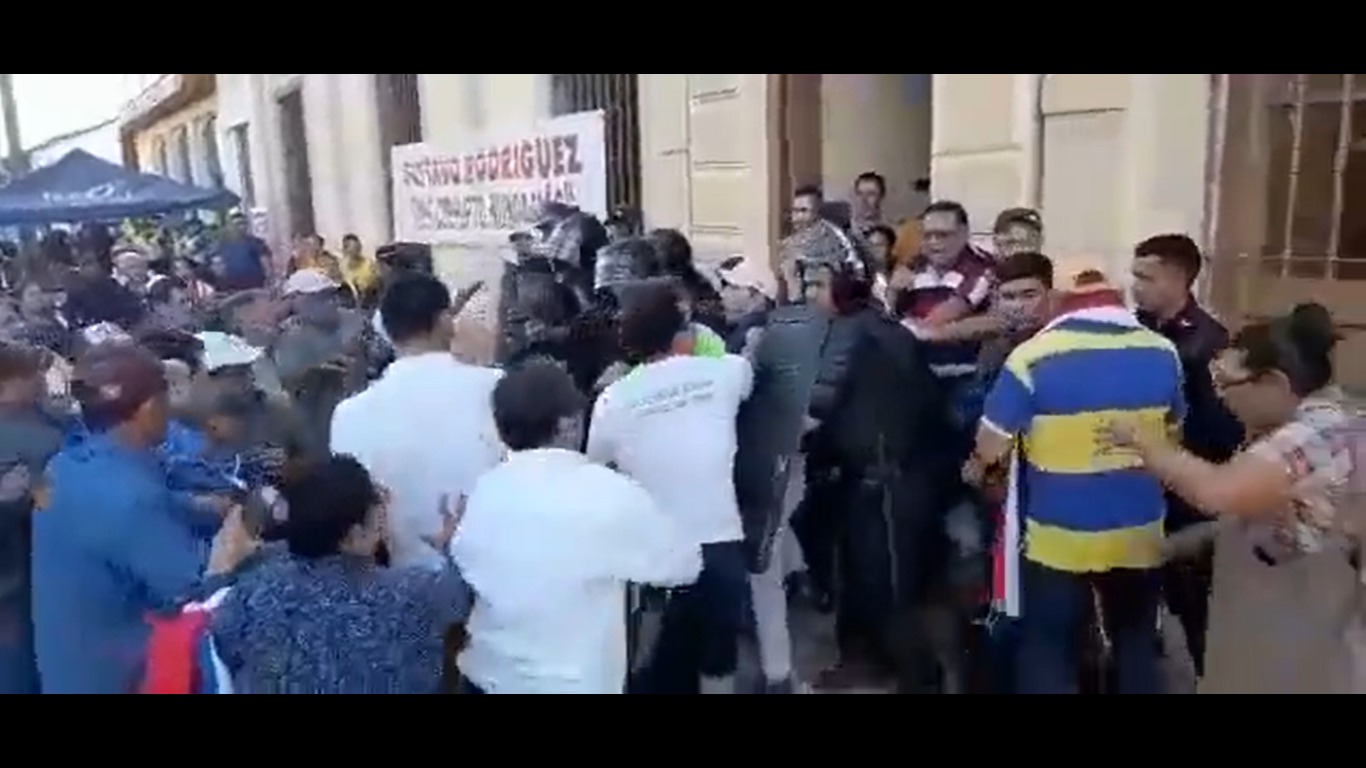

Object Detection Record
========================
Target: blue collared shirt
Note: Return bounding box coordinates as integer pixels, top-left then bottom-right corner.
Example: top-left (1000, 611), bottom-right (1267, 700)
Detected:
top-left (32, 432), bottom-right (208, 694)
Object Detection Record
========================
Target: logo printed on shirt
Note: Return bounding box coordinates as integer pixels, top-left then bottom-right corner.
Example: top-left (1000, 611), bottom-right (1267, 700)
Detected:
top-left (630, 379), bottom-right (718, 417)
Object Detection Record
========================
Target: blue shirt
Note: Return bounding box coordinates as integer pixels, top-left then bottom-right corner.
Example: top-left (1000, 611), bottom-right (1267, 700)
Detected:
top-left (32, 433), bottom-right (208, 694)
top-left (160, 421), bottom-right (244, 538)
top-left (212, 552), bottom-right (471, 694)
top-left (217, 236), bottom-right (269, 289)
top-left (982, 317), bottom-right (1184, 573)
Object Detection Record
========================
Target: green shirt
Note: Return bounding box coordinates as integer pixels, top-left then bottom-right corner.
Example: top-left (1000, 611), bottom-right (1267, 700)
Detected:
top-left (693, 324), bottom-right (727, 358)
top-left (622, 324), bottom-right (728, 381)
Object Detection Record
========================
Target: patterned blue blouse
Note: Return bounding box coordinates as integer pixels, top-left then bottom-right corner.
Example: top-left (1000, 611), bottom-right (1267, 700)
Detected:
top-left (211, 551), bottom-right (471, 694)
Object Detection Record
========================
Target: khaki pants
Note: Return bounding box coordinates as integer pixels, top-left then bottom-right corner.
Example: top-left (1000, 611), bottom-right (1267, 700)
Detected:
top-left (1203, 523), bottom-right (1365, 694)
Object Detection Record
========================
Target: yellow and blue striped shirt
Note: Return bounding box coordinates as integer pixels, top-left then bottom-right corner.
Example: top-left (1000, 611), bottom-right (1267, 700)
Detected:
top-left (982, 317), bottom-right (1185, 573)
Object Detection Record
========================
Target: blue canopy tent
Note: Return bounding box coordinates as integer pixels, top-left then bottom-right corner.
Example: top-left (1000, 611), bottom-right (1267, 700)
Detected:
top-left (0, 149), bottom-right (238, 226)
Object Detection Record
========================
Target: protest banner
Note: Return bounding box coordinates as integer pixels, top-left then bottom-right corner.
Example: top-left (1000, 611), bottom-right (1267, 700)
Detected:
top-left (392, 111), bottom-right (607, 246)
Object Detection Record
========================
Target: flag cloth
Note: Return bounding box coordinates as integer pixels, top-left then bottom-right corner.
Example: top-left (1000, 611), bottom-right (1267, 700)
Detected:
top-left (142, 588), bottom-right (234, 695)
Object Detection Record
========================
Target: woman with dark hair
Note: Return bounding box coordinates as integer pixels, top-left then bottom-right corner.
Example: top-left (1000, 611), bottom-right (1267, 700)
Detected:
top-left (211, 455), bottom-right (472, 694)
top-left (648, 228), bottom-right (726, 333)
top-left (1106, 303), bottom-right (1359, 694)
top-left (798, 258), bottom-right (953, 693)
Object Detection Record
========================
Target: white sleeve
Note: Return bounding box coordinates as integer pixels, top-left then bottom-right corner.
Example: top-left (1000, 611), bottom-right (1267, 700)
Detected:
top-left (608, 478), bottom-right (702, 588)
top-left (585, 391), bottom-right (616, 466)
top-left (329, 397), bottom-right (362, 460)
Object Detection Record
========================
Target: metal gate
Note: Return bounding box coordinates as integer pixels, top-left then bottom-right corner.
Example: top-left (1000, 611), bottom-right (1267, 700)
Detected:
top-left (1206, 74), bottom-right (1366, 390)
top-left (551, 74), bottom-right (641, 216)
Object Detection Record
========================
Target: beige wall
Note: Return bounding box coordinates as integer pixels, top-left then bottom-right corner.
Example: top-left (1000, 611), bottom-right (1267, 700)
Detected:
top-left (417, 74), bottom-right (553, 323)
top-left (133, 97), bottom-right (218, 186)
top-left (639, 74), bottom-right (775, 269)
top-left (215, 74), bottom-right (390, 258)
top-left (821, 74), bottom-right (932, 223)
top-left (301, 74), bottom-right (389, 253)
top-left (635, 72), bottom-right (1212, 282)
top-left (930, 73), bottom-right (1212, 282)
top-left (420, 73), bottom-right (549, 141)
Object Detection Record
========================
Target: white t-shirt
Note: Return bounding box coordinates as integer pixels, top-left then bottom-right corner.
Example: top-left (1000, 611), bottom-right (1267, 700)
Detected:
top-left (331, 352), bottom-right (504, 570)
top-left (453, 449), bottom-right (701, 694)
top-left (586, 354), bottom-right (754, 546)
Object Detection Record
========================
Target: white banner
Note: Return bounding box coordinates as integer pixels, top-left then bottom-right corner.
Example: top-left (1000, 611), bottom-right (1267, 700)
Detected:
top-left (391, 111), bottom-right (607, 246)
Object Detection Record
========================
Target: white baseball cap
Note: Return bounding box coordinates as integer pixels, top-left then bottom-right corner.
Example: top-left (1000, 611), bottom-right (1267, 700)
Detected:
top-left (196, 332), bottom-right (263, 372)
top-left (282, 268), bottom-right (340, 297)
top-left (717, 256), bottom-right (778, 301)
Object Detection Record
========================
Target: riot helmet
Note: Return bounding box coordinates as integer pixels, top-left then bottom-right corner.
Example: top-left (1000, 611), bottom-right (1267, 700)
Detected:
top-left (780, 219), bottom-right (869, 304)
top-left (593, 237), bottom-right (663, 298)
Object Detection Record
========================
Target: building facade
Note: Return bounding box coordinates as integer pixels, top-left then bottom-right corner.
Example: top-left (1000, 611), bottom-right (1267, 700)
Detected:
top-left (223, 73), bottom-right (1365, 385)
top-left (215, 73), bottom-right (408, 258)
top-left (120, 74), bottom-right (222, 190)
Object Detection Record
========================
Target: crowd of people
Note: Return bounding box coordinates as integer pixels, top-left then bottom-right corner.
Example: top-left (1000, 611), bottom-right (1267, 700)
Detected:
top-left (0, 169), bottom-right (1360, 696)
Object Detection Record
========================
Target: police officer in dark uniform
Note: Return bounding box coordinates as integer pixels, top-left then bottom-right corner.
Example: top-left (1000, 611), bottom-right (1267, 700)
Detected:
top-left (1131, 234), bottom-right (1244, 680)
top-left (786, 227), bottom-right (952, 693)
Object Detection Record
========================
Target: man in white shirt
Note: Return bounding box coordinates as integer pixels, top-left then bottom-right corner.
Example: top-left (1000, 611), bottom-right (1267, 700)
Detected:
top-left (331, 274), bottom-right (504, 571)
top-left (586, 282), bottom-right (754, 694)
top-left (453, 361), bottom-right (701, 694)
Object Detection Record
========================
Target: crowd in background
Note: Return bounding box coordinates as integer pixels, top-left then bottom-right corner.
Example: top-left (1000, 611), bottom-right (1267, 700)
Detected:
top-left (0, 168), bottom-right (1360, 696)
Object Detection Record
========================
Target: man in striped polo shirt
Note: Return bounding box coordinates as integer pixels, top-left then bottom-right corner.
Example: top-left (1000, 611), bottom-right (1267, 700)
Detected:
top-left (897, 201), bottom-right (995, 379)
top-left (966, 276), bottom-right (1185, 695)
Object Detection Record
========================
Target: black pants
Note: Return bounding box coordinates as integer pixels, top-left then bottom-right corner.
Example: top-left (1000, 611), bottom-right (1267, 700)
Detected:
top-left (634, 542), bottom-right (748, 694)
top-left (1162, 548), bottom-right (1213, 677)
top-left (834, 470), bottom-right (941, 689)
top-left (791, 466), bottom-right (842, 603)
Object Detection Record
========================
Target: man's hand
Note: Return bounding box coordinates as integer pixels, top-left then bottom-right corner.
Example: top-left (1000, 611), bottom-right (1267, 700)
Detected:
top-left (0, 464), bottom-right (33, 504)
top-left (207, 505), bottom-right (261, 576)
top-left (741, 327), bottom-right (764, 362)
top-left (962, 456), bottom-right (988, 488)
top-left (421, 494), bottom-right (467, 555)
top-left (192, 494), bottom-right (237, 519)
top-left (901, 319), bottom-right (937, 341)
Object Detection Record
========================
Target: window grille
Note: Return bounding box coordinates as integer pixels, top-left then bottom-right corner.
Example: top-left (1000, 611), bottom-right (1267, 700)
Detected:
top-left (551, 74), bottom-right (641, 215)
top-left (1261, 74), bottom-right (1366, 281)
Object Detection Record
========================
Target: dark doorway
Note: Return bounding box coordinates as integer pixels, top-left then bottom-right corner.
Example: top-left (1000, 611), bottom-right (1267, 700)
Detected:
top-left (376, 74), bottom-right (424, 238)
top-left (278, 88), bottom-right (316, 239)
